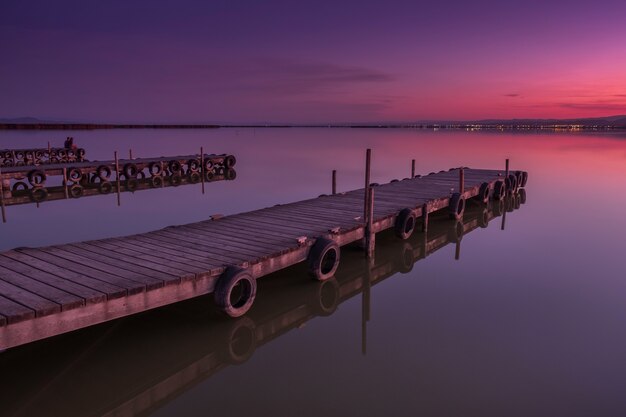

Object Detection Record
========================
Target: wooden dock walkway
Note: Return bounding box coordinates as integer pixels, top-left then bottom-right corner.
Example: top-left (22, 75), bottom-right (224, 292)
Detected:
top-left (0, 164), bottom-right (527, 349)
top-left (0, 201), bottom-right (525, 417)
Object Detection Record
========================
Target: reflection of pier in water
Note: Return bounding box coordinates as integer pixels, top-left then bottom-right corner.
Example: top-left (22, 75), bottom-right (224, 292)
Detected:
top-left (0, 196), bottom-right (525, 417)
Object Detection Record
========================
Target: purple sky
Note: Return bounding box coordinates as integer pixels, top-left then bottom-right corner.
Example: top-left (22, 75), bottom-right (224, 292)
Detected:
top-left (1, 0), bottom-right (626, 123)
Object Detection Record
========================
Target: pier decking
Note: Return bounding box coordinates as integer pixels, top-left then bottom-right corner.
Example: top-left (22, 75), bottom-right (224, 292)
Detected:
top-left (0, 166), bottom-right (526, 349)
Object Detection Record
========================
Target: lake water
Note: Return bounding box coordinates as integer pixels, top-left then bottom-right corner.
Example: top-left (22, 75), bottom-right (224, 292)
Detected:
top-left (1, 128), bottom-right (626, 416)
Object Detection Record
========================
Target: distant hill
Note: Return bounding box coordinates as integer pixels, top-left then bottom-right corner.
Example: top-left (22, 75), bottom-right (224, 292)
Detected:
top-left (470, 115), bottom-right (626, 127)
top-left (0, 117), bottom-right (44, 124)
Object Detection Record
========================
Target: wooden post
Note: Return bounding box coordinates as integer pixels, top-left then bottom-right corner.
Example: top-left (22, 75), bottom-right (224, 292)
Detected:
top-left (129, 149), bottom-right (133, 160)
top-left (411, 159), bottom-right (415, 178)
top-left (362, 258), bottom-right (372, 355)
top-left (455, 240), bottom-right (461, 260)
top-left (505, 158), bottom-right (509, 178)
top-left (363, 149), bottom-right (371, 224)
top-left (0, 168), bottom-right (6, 223)
top-left (365, 188), bottom-right (375, 258)
top-left (459, 167), bottom-right (465, 194)
top-left (62, 167), bottom-right (69, 199)
top-left (47, 141), bottom-right (51, 158)
top-left (421, 202), bottom-right (429, 232)
top-left (114, 151), bottom-right (121, 206)
top-left (332, 170), bottom-right (337, 195)
top-left (200, 147), bottom-right (205, 194)
top-left (501, 208), bottom-right (507, 231)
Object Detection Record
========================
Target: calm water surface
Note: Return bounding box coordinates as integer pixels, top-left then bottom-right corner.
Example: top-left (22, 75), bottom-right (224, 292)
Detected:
top-left (1, 128), bottom-right (626, 416)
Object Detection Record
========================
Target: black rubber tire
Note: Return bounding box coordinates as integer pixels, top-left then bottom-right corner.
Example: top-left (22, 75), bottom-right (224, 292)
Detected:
top-left (77, 148), bottom-right (86, 159)
top-left (169, 160), bottom-right (183, 175)
top-left (187, 158), bottom-right (201, 173)
top-left (224, 155), bottom-right (237, 169)
top-left (394, 208), bottom-right (416, 240)
top-left (449, 192), bottom-right (465, 220)
top-left (27, 169), bottom-right (46, 187)
top-left (2, 158), bottom-right (14, 167)
top-left (96, 165), bottom-right (112, 181)
top-left (123, 163), bottom-right (139, 179)
top-left (149, 162), bottom-right (163, 176)
top-left (505, 174), bottom-right (518, 192)
top-left (29, 187), bottom-right (48, 203)
top-left (223, 316), bottom-right (257, 365)
top-left (204, 159), bottom-right (214, 172)
top-left (478, 182), bottom-right (490, 203)
top-left (69, 184), bottom-right (83, 198)
top-left (225, 168), bottom-right (237, 181)
top-left (214, 267), bottom-right (257, 318)
top-left (308, 238), bottom-right (340, 281)
top-left (68, 167), bottom-right (83, 183)
top-left (521, 171), bottom-right (528, 187)
top-left (12, 181), bottom-right (29, 192)
top-left (314, 278), bottom-right (340, 316)
top-left (493, 180), bottom-right (506, 200)
top-left (99, 181), bottom-right (113, 194)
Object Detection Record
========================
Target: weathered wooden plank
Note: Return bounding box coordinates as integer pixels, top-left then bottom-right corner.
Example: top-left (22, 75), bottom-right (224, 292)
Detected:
top-left (0, 265), bottom-right (84, 311)
top-left (0, 294), bottom-right (35, 325)
top-left (0, 255), bottom-right (105, 304)
top-left (1, 251), bottom-right (127, 299)
top-left (0, 278), bottom-right (60, 317)
top-left (15, 248), bottom-right (145, 295)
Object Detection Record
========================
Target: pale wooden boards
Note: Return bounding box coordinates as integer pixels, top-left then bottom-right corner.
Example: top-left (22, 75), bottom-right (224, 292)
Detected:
top-left (0, 168), bottom-right (503, 326)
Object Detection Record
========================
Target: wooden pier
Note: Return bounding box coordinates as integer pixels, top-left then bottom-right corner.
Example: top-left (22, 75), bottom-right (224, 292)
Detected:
top-left (1, 144), bottom-right (86, 167)
top-left (0, 161), bottom-right (527, 350)
top-left (0, 201), bottom-right (525, 417)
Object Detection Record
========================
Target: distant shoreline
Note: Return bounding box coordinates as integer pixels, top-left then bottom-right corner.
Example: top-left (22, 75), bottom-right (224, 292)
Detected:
top-left (1, 123), bottom-right (625, 131)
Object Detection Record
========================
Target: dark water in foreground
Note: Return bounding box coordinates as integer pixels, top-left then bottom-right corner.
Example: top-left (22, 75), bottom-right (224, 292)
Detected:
top-left (1, 128), bottom-right (626, 416)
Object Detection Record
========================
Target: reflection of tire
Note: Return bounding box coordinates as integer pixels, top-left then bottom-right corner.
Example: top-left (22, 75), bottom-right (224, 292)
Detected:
top-left (448, 221), bottom-right (464, 243)
top-left (188, 172), bottom-right (201, 183)
top-left (308, 238), bottom-right (340, 281)
top-left (396, 241), bottom-right (414, 274)
top-left (449, 192), bottom-right (465, 220)
top-left (125, 179), bottom-right (138, 192)
top-left (12, 181), bottom-right (29, 192)
top-left (69, 184), bottom-right (83, 198)
top-left (223, 316), bottom-right (257, 365)
top-left (214, 267), bottom-right (257, 318)
top-left (394, 208), bottom-right (416, 240)
top-left (314, 278), bottom-right (340, 316)
top-left (479, 208), bottom-right (489, 228)
top-left (150, 176), bottom-right (163, 188)
top-left (518, 188), bottom-right (527, 204)
top-left (29, 187), bottom-right (48, 202)
top-left (170, 174), bottom-right (182, 186)
top-left (225, 169), bottom-right (237, 181)
top-left (493, 199), bottom-right (505, 216)
top-left (99, 181), bottom-right (113, 194)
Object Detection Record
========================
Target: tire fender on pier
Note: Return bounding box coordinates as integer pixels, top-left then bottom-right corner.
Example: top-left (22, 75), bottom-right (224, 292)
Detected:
top-left (449, 192), bottom-right (465, 220)
top-left (215, 267), bottom-right (257, 318)
top-left (308, 237), bottom-right (340, 281)
top-left (27, 169), bottom-right (46, 187)
top-left (493, 180), bottom-right (506, 200)
top-left (478, 182), bottom-right (490, 203)
top-left (394, 208), bottom-right (416, 240)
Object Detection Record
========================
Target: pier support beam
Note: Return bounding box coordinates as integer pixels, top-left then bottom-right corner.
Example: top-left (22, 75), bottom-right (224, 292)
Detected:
top-left (114, 151), bottom-right (121, 206)
top-left (332, 170), bottom-right (337, 195)
top-left (411, 159), bottom-right (416, 178)
top-left (365, 188), bottom-right (375, 258)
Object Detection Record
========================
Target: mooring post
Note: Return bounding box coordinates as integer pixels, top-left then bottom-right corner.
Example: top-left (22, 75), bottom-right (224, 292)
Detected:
top-left (114, 151), bottom-right (121, 206)
top-left (501, 206), bottom-right (507, 230)
top-left (200, 146), bottom-right (205, 194)
top-left (362, 149), bottom-right (372, 251)
top-left (62, 167), bottom-right (69, 199)
top-left (366, 188), bottom-right (375, 258)
top-left (411, 159), bottom-right (416, 178)
top-left (0, 168), bottom-right (6, 223)
top-left (332, 170), bottom-right (337, 195)
top-left (129, 149), bottom-right (133, 160)
top-left (505, 158), bottom-right (509, 178)
top-left (47, 141), bottom-right (51, 157)
top-left (459, 167), bottom-right (465, 195)
top-left (455, 240), bottom-right (461, 260)
top-left (422, 202), bottom-right (429, 232)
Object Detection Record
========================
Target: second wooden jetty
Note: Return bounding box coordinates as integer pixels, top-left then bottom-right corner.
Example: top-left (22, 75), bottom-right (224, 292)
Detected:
top-left (0, 157), bottom-right (528, 350)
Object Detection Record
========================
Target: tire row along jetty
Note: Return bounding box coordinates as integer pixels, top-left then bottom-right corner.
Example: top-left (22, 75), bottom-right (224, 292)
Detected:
top-left (0, 200), bottom-right (526, 417)
top-left (0, 154), bottom-right (528, 350)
